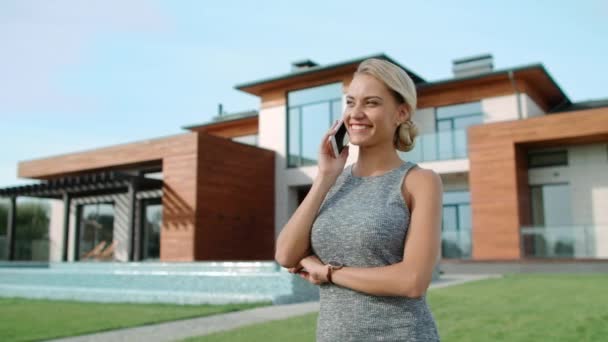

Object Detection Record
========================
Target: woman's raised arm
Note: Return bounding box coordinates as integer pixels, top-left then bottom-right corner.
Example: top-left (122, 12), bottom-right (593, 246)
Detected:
top-left (274, 121), bottom-right (349, 268)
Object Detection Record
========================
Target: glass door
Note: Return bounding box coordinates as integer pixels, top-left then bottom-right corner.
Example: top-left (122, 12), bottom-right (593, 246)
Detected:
top-left (140, 198), bottom-right (161, 260)
top-left (77, 202), bottom-right (114, 261)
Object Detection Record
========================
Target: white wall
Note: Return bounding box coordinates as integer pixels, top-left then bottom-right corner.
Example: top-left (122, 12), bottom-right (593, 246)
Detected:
top-left (482, 93), bottom-right (545, 123)
top-left (49, 200), bottom-right (64, 262)
top-left (482, 94), bottom-right (520, 123)
top-left (257, 104), bottom-right (289, 236)
top-left (522, 93), bottom-right (544, 118)
top-left (528, 143), bottom-right (608, 257)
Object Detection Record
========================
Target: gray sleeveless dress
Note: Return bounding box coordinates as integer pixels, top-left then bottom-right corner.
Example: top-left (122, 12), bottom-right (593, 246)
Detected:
top-left (310, 161), bottom-right (440, 341)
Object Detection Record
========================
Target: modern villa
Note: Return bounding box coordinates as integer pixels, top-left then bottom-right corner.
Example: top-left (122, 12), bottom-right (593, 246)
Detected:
top-left (2, 53), bottom-right (608, 266)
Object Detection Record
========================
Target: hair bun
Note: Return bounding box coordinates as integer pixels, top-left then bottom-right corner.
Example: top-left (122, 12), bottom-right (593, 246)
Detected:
top-left (395, 120), bottom-right (419, 152)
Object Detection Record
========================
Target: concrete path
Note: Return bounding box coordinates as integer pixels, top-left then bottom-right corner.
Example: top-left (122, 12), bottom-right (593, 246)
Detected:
top-left (48, 273), bottom-right (501, 342)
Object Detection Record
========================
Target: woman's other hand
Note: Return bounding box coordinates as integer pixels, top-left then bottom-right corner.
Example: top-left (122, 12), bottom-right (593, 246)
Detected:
top-left (317, 120), bottom-right (349, 182)
top-left (296, 255), bottom-right (329, 285)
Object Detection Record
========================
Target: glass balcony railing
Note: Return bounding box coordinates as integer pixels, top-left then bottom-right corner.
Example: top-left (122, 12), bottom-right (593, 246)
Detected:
top-left (520, 225), bottom-right (607, 258)
top-left (441, 229), bottom-right (472, 259)
top-left (399, 129), bottom-right (467, 163)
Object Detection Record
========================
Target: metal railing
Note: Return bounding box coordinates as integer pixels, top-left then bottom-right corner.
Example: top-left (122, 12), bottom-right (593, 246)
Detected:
top-left (400, 129), bottom-right (468, 163)
top-left (520, 225), bottom-right (608, 258)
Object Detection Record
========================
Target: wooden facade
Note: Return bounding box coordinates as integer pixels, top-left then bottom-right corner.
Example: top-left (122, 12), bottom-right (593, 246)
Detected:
top-left (468, 107), bottom-right (608, 260)
top-left (17, 131), bottom-right (275, 261)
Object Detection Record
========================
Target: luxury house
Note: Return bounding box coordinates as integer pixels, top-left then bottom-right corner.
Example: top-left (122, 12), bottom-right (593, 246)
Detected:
top-left (2, 53), bottom-right (607, 263)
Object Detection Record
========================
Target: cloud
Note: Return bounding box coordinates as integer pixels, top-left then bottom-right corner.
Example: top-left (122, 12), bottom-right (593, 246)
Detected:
top-left (0, 0), bottom-right (171, 114)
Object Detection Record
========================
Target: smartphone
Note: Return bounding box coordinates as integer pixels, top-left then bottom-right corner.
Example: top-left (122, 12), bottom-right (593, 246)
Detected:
top-left (329, 120), bottom-right (349, 158)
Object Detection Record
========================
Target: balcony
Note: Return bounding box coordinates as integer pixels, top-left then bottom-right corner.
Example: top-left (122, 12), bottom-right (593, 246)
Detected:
top-left (521, 225), bottom-right (607, 259)
top-left (441, 229), bottom-right (472, 259)
top-left (399, 129), bottom-right (468, 163)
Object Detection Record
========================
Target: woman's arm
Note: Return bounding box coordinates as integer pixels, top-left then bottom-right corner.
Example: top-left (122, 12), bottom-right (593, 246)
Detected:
top-left (275, 121), bottom-right (349, 268)
top-left (297, 168), bottom-right (443, 298)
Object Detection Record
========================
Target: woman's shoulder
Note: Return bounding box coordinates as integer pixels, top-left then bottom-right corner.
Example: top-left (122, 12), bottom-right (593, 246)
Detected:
top-left (404, 164), bottom-right (443, 197)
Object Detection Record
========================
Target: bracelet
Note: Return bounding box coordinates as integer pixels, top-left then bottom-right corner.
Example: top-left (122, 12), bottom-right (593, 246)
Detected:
top-left (326, 265), bottom-right (333, 284)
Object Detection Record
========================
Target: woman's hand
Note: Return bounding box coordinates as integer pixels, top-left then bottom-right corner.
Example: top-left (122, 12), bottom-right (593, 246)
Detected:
top-left (293, 255), bottom-right (329, 285)
top-left (317, 120), bottom-right (349, 183)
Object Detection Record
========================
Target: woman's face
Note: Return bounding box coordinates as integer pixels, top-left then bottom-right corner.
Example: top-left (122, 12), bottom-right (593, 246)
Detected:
top-left (344, 73), bottom-right (408, 148)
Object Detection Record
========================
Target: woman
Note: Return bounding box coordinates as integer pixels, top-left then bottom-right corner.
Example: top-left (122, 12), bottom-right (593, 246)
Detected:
top-left (275, 58), bottom-right (443, 341)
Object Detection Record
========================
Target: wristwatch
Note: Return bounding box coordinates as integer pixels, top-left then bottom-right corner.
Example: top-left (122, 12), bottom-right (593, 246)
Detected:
top-left (326, 261), bottom-right (344, 284)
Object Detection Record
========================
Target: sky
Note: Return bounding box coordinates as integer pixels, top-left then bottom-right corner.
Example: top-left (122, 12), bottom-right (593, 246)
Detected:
top-left (1, 0), bottom-right (607, 187)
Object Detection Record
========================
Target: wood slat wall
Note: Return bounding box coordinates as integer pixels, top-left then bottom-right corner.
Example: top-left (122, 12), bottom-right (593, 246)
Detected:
top-left (16, 131), bottom-right (275, 261)
top-left (195, 134), bottom-right (275, 260)
top-left (468, 107), bottom-right (608, 260)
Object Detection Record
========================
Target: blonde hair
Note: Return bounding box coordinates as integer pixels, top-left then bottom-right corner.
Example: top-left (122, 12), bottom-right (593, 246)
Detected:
top-left (355, 58), bottom-right (419, 152)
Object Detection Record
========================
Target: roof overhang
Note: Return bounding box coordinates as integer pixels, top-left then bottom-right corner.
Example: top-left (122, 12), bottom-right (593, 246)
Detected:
top-left (235, 53), bottom-right (425, 96)
top-left (417, 64), bottom-right (570, 111)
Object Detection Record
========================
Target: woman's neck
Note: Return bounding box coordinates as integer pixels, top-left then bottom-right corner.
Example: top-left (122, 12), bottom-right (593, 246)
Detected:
top-left (354, 142), bottom-right (404, 177)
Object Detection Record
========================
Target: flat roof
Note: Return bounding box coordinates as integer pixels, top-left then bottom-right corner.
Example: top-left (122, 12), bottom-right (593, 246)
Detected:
top-left (182, 110), bottom-right (258, 131)
top-left (551, 97), bottom-right (608, 113)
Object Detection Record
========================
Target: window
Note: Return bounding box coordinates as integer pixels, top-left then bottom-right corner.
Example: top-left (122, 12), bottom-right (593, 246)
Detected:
top-left (441, 191), bottom-right (472, 259)
top-left (287, 82), bottom-right (342, 167)
top-left (422, 102), bottom-right (483, 161)
top-left (524, 183), bottom-right (574, 257)
top-left (530, 183), bottom-right (572, 226)
top-left (528, 150), bottom-right (568, 168)
top-left (141, 198), bottom-right (161, 260)
top-left (435, 102), bottom-right (483, 131)
top-left (76, 202), bottom-right (114, 261)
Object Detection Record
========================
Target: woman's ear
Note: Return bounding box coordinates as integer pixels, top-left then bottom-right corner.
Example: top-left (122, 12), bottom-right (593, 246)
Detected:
top-left (398, 103), bottom-right (410, 122)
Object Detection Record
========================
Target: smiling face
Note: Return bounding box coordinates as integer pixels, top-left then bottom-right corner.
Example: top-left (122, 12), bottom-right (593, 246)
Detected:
top-left (344, 73), bottom-right (409, 149)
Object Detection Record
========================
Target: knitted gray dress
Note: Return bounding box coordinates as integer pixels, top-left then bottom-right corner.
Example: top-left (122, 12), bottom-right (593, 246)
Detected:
top-left (310, 161), bottom-right (440, 341)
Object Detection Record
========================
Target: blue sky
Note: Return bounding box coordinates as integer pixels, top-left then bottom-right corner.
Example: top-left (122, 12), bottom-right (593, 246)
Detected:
top-left (1, 0), bottom-right (607, 187)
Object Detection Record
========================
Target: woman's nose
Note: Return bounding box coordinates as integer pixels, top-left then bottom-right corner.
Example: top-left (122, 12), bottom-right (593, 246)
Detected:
top-left (349, 105), bottom-right (366, 119)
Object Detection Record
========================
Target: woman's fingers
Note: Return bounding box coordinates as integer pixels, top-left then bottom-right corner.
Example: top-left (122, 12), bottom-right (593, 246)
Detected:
top-left (319, 120), bottom-right (341, 152)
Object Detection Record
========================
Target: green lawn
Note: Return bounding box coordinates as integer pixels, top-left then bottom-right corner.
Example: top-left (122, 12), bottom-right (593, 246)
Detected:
top-left (0, 298), bottom-right (270, 342)
top-left (184, 274), bottom-right (608, 342)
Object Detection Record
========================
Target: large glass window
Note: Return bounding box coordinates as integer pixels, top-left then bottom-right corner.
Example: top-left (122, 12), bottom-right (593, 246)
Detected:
top-left (0, 198), bottom-right (51, 261)
top-left (141, 198), bottom-right (161, 260)
top-left (523, 183), bottom-right (575, 258)
top-left (436, 102), bottom-right (484, 129)
top-left (530, 184), bottom-right (573, 226)
top-left (287, 82), bottom-right (342, 167)
top-left (77, 202), bottom-right (114, 261)
top-left (528, 150), bottom-right (568, 168)
top-left (435, 102), bottom-right (482, 160)
top-left (441, 191), bottom-right (472, 259)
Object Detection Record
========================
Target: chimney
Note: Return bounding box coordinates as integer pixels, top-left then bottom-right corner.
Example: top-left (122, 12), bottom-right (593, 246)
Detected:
top-left (291, 59), bottom-right (318, 72)
top-left (452, 54), bottom-right (493, 78)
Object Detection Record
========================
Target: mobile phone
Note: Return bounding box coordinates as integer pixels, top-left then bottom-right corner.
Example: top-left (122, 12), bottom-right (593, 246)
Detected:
top-left (329, 121), bottom-right (349, 158)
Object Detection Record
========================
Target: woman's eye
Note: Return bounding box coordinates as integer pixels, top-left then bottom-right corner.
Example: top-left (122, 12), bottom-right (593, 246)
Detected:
top-left (367, 101), bottom-right (378, 106)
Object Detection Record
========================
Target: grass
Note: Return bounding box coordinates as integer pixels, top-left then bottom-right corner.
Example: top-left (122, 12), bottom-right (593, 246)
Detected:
top-left (0, 298), bottom-right (271, 342)
top-left (183, 274), bottom-right (608, 342)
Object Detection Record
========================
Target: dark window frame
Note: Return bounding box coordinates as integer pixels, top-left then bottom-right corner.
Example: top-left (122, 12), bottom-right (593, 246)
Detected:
top-left (74, 201), bottom-right (114, 261)
top-left (528, 150), bottom-right (568, 168)
top-left (286, 82), bottom-right (343, 168)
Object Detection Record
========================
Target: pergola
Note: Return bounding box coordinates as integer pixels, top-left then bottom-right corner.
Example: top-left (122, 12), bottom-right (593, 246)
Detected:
top-left (0, 171), bottom-right (163, 261)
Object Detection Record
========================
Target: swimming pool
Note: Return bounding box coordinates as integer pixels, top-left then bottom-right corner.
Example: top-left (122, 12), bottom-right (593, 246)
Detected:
top-left (0, 261), bottom-right (319, 305)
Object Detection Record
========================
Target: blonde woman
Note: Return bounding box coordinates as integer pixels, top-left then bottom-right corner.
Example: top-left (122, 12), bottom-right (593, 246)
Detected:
top-left (275, 58), bottom-right (442, 341)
